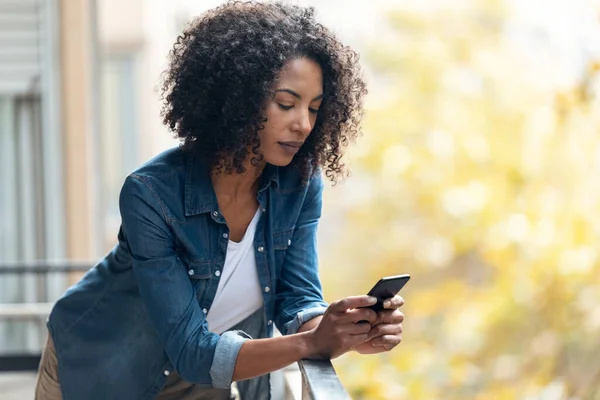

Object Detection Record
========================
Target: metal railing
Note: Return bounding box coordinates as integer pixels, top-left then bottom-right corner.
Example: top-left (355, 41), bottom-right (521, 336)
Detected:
top-left (0, 263), bottom-right (351, 399)
top-left (0, 263), bottom-right (91, 373)
top-left (298, 359), bottom-right (351, 400)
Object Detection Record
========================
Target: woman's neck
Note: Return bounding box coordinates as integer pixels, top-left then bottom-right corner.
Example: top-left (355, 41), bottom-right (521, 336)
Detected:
top-left (210, 160), bottom-right (265, 201)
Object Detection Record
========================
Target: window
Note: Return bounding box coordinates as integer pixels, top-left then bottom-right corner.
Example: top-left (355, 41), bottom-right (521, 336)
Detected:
top-left (0, 0), bottom-right (65, 353)
top-left (98, 53), bottom-right (139, 253)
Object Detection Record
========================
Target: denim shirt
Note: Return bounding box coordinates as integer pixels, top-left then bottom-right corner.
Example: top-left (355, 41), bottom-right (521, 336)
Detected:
top-left (47, 147), bottom-right (329, 399)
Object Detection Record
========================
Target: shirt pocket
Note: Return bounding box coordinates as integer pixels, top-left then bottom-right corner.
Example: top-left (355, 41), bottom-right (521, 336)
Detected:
top-left (178, 255), bottom-right (212, 301)
top-left (272, 228), bottom-right (294, 269)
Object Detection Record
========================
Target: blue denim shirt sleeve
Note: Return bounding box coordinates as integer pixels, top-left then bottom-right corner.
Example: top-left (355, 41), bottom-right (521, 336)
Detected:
top-left (274, 172), bottom-right (330, 335)
top-left (209, 330), bottom-right (251, 388)
top-left (119, 175), bottom-right (246, 388)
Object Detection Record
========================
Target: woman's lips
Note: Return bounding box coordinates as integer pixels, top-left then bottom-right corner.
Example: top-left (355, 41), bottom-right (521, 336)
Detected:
top-left (278, 141), bottom-right (303, 155)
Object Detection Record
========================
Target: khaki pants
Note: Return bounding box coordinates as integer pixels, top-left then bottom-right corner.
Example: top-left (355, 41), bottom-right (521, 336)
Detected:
top-left (34, 333), bottom-right (233, 400)
top-left (34, 334), bottom-right (61, 399)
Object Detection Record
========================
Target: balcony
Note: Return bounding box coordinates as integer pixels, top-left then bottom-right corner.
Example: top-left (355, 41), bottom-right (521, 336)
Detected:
top-left (0, 263), bottom-right (351, 399)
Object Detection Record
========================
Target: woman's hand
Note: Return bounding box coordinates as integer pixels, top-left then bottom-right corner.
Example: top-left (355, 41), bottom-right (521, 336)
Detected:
top-left (304, 295), bottom-right (378, 359)
top-left (353, 295), bottom-right (405, 355)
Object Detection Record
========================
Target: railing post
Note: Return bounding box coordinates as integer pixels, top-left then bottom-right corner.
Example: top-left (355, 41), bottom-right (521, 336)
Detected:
top-left (298, 359), bottom-right (351, 400)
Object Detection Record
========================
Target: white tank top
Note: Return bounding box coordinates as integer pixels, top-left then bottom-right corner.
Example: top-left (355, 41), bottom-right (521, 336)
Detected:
top-left (206, 208), bottom-right (264, 334)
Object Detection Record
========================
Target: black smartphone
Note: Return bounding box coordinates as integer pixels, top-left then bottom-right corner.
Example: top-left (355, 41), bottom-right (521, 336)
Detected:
top-left (364, 274), bottom-right (410, 312)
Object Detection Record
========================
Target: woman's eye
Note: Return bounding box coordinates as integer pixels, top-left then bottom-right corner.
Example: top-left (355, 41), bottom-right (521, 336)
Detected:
top-left (277, 103), bottom-right (319, 114)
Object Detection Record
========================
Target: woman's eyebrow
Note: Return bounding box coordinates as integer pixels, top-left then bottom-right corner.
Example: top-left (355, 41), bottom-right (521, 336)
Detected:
top-left (275, 88), bottom-right (323, 101)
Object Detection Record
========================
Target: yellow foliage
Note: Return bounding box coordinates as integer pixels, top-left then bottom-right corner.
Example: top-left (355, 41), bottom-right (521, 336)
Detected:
top-left (321, 1), bottom-right (600, 398)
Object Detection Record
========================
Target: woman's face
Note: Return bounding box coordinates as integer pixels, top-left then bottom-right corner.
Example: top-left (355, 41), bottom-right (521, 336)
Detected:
top-left (258, 57), bottom-right (324, 166)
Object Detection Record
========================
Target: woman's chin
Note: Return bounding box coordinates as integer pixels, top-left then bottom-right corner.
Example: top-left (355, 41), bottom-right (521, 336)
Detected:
top-left (263, 154), bottom-right (295, 167)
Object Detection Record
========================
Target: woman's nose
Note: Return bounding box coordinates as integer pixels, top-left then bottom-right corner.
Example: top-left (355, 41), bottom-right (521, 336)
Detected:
top-left (293, 109), bottom-right (313, 136)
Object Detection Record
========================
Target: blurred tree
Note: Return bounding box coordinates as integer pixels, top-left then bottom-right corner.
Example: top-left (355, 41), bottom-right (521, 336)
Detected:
top-left (320, 1), bottom-right (600, 399)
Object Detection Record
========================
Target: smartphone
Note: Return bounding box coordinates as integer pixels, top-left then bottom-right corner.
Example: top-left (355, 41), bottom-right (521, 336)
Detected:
top-left (364, 274), bottom-right (410, 312)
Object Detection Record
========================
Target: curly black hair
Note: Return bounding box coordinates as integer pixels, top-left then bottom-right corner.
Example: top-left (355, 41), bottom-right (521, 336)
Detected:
top-left (160, 0), bottom-right (367, 182)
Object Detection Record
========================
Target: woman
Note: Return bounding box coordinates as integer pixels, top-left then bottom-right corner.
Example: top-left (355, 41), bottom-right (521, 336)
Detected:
top-left (35, 2), bottom-right (405, 399)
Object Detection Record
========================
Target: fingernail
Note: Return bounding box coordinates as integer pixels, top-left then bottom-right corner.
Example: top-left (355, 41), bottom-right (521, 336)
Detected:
top-left (368, 296), bottom-right (378, 304)
top-left (384, 300), bottom-right (391, 308)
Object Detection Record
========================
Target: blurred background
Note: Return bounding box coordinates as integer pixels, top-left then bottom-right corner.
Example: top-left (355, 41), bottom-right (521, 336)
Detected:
top-left (1, 0), bottom-right (600, 399)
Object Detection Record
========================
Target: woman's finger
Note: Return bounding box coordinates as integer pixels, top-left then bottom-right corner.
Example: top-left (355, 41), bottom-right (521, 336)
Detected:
top-left (378, 309), bottom-right (404, 325)
top-left (368, 321), bottom-right (403, 340)
top-left (370, 334), bottom-right (402, 348)
top-left (372, 309), bottom-right (404, 327)
top-left (343, 307), bottom-right (377, 324)
top-left (382, 295), bottom-right (405, 309)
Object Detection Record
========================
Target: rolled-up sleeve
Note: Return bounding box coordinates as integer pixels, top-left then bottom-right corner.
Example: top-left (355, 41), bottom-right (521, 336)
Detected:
top-left (209, 330), bottom-right (251, 388)
top-left (274, 172), bottom-right (330, 335)
top-left (284, 306), bottom-right (328, 335)
top-left (119, 174), bottom-right (245, 388)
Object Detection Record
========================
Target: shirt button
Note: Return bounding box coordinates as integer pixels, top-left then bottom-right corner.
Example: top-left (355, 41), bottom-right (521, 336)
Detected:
top-left (202, 308), bottom-right (208, 314)
top-left (262, 207), bottom-right (267, 212)
top-left (264, 286), bottom-right (270, 293)
top-left (163, 370), bottom-right (170, 376)
top-left (213, 211), bottom-right (219, 217)
top-left (287, 239), bottom-right (291, 246)
top-left (267, 320), bottom-right (273, 325)
top-left (257, 246), bottom-right (264, 253)
top-left (223, 233), bottom-right (228, 239)
top-left (215, 270), bottom-right (221, 277)
top-left (188, 269), bottom-right (194, 276)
